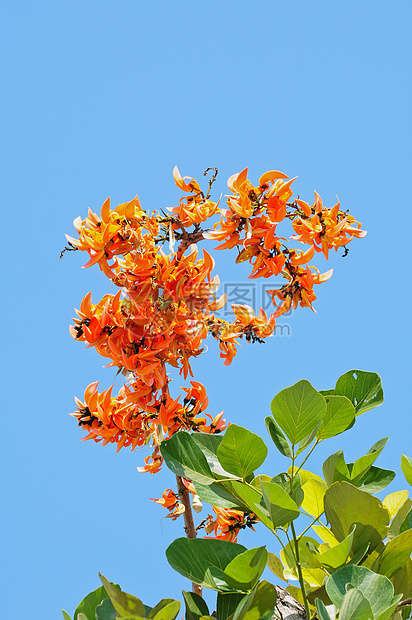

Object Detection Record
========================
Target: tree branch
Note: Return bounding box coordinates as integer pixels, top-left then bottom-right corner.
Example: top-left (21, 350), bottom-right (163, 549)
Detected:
top-left (176, 474), bottom-right (203, 597)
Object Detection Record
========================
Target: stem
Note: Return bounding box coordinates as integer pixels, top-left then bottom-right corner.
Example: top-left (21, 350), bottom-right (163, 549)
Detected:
top-left (161, 378), bottom-right (203, 597)
top-left (291, 522), bottom-right (311, 620)
top-left (294, 439), bottom-right (321, 477)
top-left (298, 514), bottom-right (324, 539)
top-left (397, 598), bottom-right (412, 609)
top-left (289, 449), bottom-right (310, 619)
top-left (176, 474), bottom-right (203, 597)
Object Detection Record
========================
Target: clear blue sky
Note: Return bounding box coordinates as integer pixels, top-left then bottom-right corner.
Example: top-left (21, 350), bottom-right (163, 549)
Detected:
top-left (1, 2), bottom-right (411, 618)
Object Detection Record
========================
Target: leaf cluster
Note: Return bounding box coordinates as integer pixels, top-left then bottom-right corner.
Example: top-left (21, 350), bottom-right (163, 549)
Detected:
top-left (65, 371), bottom-right (412, 620)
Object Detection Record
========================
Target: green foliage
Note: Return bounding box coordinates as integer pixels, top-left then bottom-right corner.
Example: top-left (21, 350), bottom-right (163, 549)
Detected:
top-left (231, 581), bottom-right (277, 620)
top-left (324, 481), bottom-right (389, 555)
top-left (192, 480), bottom-right (247, 510)
top-left (316, 395), bottom-right (355, 440)
top-left (270, 379), bottom-right (326, 446)
top-left (182, 591), bottom-right (209, 620)
top-left (334, 370), bottom-right (384, 415)
top-left (216, 424), bottom-right (267, 479)
top-left (66, 371), bottom-right (412, 620)
top-left (160, 432), bottom-right (216, 485)
top-left (74, 584), bottom-right (121, 620)
top-left (260, 480), bottom-right (300, 527)
top-left (401, 455), bottom-right (412, 487)
top-left (338, 588), bottom-right (374, 620)
top-left (99, 574), bottom-right (146, 618)
top-left (326, 565), bottom-right (402, 620)
top-left (216, 592), bottom-right (245, 620)
top-left (166, 538), bottom-right (247, 591)
top-left (265, 416), bottom-right (292, 457)
top-left (372, 530), bottom-right (412, 579)
top-left (147, 599), bottom-right (181, 620)
top-left (223, 547), bottom-right (267, 591)
top-left (95, 598), bottom-right (118, 620)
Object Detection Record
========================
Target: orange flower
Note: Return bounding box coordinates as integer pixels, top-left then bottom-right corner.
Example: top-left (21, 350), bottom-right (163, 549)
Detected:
top-left (291, 194), bottom-right (366, 258)
top-left (150, 489), bottom-right (178, 509)
top-left (137, 452), bottom-right (163, 474)
top-left (205, 507), bottom-right (259, 542)
top-left (267, 265), bottom-right (333, 314)
top-left (66, 165), bottom-right (366, 457)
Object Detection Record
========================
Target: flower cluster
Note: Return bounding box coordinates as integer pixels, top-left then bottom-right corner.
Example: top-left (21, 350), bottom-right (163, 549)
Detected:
top-left (205, 168), bottom-right (366, 316)
top-left (150, 486), bottom-right (258, 542)
top-left (66, 165), bottom-right (365, 465)
top-left (203, 507), bottom-right (259, 543)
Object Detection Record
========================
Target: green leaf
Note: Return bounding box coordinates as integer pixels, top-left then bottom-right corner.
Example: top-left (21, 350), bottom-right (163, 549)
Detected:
top-left (193, 480), bottom-right (248, 510)
top-left (388, 498), bottom-right (412, 541)
top-left (149, 600), bottom-right (181, 620)
top-left (264, 416), bottom-right (292, 457)
top-left (192, 433), bottom-right (223, 455)
top-left (323, 451), bottom-right (351, 486)
top-left (99, 574), bottom-right (145, 618)
top-left (350, 438), bottom-right (388, 486)
top-left (216, 425), bottom-right (267, 479)
top-left (383, 491), bottom-right (409, 521)
top-left (335, 370), bottom-right (384, 416)
top-left (217, 593), bottom-right (245, 620)
top-left (319, 389), bottom-right (336, 397)
top-left (400, 509), bottom-right (412, 534)
top-left (192, 435), bottom-right (238, 479)
top-left (323, 482), bottom-right (389, 555)
top-left (166, 538), bottom-right (246, 591)
top-left (224, 481), bottom-right (273, 530)
top-left (260, 481), bottom-right (300, 527)
top-left (77, 614), bottom-right (89, 620)
top-left (301, 477), bottom-right (327, 518)
top-left (74, 584), bottom-right (120, 620)
top-left (401, 455), bottom-right (412, 486)
top-left (270, 379), bottom-right (326, 446)
top-left (95, 598), bottom-right (118, 620)
top-left (326, 565), bottom-right (400, 619)
top-left (232, 580), bottom-right (277, 620)
top-left (271, 472), bottom-right (303, 507)
top-left (281, 536), bottom-right (323, 577)
top-left (223, 547), bottom-right (267, 591)
top-left (315, 598), bottom-right (333, 620)
top-left (182, 591), bottom-right (209, 620)
top-left (160, 432), bottom-right (215, 485)
top-left (391, 558), bottom-right (412, 598)
top-left (266, 552), bottom-right (288, 583)
top-left (296, 424), bottom-right (320, 455)
top-left (372, 529), bottom-right (412, 579)
top-left (309, 586), bottom-right (332, 607)
top-left (249, 475), bottom-right (272, 491)
top-left (61, 611), bottom-right (73, 620)
top-left (358, 466), bottom-right (395, 494)
top-left (317, 395), bottom-right (356, 440)
top-left (339, 588), bottom-right (374, 620)
top-left (311, 526), bottom-right (356, 570)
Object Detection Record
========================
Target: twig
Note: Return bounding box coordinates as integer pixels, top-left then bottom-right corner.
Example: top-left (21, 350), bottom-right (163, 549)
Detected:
top-left (175, 474), bottom-right (203, 597)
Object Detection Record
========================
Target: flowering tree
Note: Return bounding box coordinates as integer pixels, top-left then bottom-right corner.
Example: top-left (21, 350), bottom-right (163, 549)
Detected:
top-left (62, 167), bottom-right (412, 620)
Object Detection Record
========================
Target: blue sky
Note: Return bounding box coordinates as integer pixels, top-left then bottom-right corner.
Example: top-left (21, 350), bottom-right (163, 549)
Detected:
top-left (1, 2), bottom-right (411, 618)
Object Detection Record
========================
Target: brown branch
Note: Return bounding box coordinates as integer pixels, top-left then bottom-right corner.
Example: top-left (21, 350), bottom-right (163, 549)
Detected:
top-left (59, 242), bottom-right (78, 258)
top-left (162, 378), bottom-right (203, 597)
top-left (176, 474), bottom-right (203, 597)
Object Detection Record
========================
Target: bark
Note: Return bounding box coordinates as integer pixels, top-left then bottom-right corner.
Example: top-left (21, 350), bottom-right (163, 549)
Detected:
top-left (274, 586), bottom-right (307, 620)
top-left (176, 474), bottom-right (203, 597)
